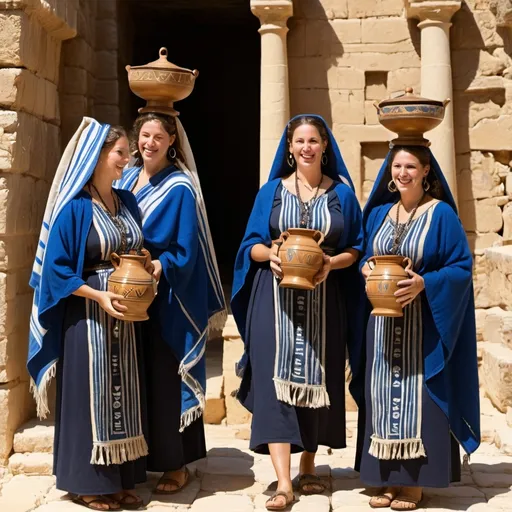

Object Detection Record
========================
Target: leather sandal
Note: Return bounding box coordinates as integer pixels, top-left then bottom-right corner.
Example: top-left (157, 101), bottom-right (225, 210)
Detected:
top-left (265, 490), bottom-right (295, 511)
top-left (154, 466), bottom-right (190, 495)
top-left (370, 487), bottom-right (399, 508)
top-left (73, 495), bottom-right (121, 511)
top-left (298, 473), bottom-right (326, 495)
top-left (113, 492), bottom-right (144, 510)
top-left (390, 493), bottom-right (423, 511)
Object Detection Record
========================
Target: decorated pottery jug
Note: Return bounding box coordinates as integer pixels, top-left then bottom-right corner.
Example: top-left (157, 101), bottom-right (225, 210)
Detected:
top-left (366, 255), bottom-right (413, 317)
top-left (277, 228), bottom-right (325, 291)
top-left (107, 253), bottom-right (157, 321)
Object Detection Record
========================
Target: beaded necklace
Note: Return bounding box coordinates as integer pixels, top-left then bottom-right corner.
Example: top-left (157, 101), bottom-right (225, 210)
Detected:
top-left (295, 172), bottom-right (323, 228)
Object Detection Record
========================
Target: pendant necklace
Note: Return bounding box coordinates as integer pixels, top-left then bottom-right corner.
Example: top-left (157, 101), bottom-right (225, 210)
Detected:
top-left (89, 183), bottom-right (129, 253)
top-left (295, 172), bottom-right (323, 228)
top-left (391, 194), bottom-right (424, 254)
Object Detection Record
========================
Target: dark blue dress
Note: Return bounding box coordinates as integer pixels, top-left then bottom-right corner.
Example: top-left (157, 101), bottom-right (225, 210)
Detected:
top-left (360, 206), bottom-right (461, 488)
top-left (53, 198), bottom-right (147, 495)
top-left (240, 182), bottom-right (348, 454)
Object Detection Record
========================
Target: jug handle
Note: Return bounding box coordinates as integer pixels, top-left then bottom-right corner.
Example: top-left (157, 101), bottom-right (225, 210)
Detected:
top-left (274, 231), bottom-right (289, 249)
top-left (402, 257), bottom-right (413, 272)
top-left (111, 252), bottom-right (121, 269)
top-left (367, 256), bottom-right (376, 270)
top-left (313, 230), bottom-right (325, 246)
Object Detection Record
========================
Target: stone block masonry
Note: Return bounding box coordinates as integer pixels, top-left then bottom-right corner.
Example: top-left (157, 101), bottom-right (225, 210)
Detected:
top-left (0, 0), bottom-right (78, 467)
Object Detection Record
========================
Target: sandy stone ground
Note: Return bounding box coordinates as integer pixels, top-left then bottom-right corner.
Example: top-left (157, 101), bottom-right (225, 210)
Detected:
top-left (1, 417), bottom-right (511, 512)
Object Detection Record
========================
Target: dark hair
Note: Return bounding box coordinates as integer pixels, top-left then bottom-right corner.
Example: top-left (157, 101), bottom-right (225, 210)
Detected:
top-left (287, 115), bottom-right (329, 145)
top-left (101, 125), bottom-right (127, 150)
top-left (130, 113), bottom-right (184, 167)
top-left (388, 145), bottom-right (444, 199)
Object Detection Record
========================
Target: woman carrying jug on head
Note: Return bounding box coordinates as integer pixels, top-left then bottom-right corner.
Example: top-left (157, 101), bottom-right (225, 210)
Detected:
top-left (358, 144), bottom-right (480, 510)
top-left (231, 114), bottom-right (365, 511)
top-left (117, 111), bottom-right (226, 495)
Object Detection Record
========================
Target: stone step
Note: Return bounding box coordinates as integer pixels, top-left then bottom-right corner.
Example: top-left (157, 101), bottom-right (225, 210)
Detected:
top-left (481, 342), bottom-right (512, 413)
top-left (204, 337), bottom-right (226, 425)
top-left (8, 453), bottom-right (53, 476)
top-left (13, 419), bottom-right (54, 454)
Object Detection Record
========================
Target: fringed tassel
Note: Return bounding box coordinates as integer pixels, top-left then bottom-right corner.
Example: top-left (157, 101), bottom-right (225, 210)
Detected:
top-left (90, 435), bottom-right (148, 466)
top-left (180, 403), bottom-right (204, 432)
top-left (208, 309), bottom-right (228, 333)
top-left (30, 362), bottom-right (57, 419)
top-left (274, 378), bottom-right (330, 408)
top-left (369, 435), bottom-right (426, 460)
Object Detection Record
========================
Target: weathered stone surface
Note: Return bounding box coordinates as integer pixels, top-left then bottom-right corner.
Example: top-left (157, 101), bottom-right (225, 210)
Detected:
top-left (327, 67), bottom-right (365, 90)
top-left (92, 105), bottom-right (120, 125)
top-left (493, 0), bottom-right (512, 27)
top-left (473, 471), bottom-right (512, 487)
top-left (452, 6), bottom-right (503, 49)
top-left (200, 474), bottom-right (263, 496)
top-left (503, 203), bottom-right (512, 241)
top-left (468, 233), bottom-right (503, 254)
top-left (196, 456), bottom-right (253, 478)
top-left (222, 315), bottom-right (240, 340)
top-left (8, 453), bottom-right (53, 476)
top-left (0, 475), bottom-right (54, 512)
top-left (495, 426), bottom-right (512, 455)
top-left (485, 246), bottom-right (512, 309)
top-left (481, 343), bottom-right (512, 412)
top-left (331, 90), bottom-right (365, 124)
top-left (95, 18), bottom-right (118, 51)
top-left (94, 79), bottom-right (119, 105)
top-left (361, 18), bottom-right (410, 44)
top-left (484, 308), bottom-right (512, 347)
top-left (471, 116), bottom-right (512, 151)
top-left (348, 0), bottom-right (403, 18)
top-left (331, 19), bottom-right (361, 43)
top-left (388, 68), bottom-right (421, 94)
top-left (13, 419), bottom-right (54, 454)
top-left (205, 338), bottom-right (226, 425)
top-left (95, 50), bottom-right (118, 80)
top-left (0, 381), bottom-right (34, 463)
top-left (295, 0), bottom-right (349, 20)
top-left (62, 67), bottom-right (87, 95)
top-left (460, 200), bottom-right (503, 233)
top-left (0, 12), bottom-right (22, 66)
top-left (190, 493), bottom-right (253, 512)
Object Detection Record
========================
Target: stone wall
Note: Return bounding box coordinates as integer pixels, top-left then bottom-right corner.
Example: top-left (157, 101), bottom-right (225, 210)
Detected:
top-left (288, 0), bottom-right (418, 205)
top-left (0, 0), bottom-right (78, 465)
top-left (60, 0), bottom-right (120, 145)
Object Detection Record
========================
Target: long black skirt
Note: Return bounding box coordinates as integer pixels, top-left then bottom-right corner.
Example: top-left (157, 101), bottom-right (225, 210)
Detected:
top-left (140, 303), bottom-right (206, 472)
top-left (54, 293), bottom-right (147, 495)
top-left (240, 268), bottom-right (347, 454)
top-left (359, 315), bottom-right (461, 488)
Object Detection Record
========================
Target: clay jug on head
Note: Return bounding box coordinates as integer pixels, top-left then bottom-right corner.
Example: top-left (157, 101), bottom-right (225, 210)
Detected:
top-left (107, 253), bottom-right (157, 321)
top-left (277, 228), bottom-right (325, 291)
top-left (366, 255), bottom-right (413, 317)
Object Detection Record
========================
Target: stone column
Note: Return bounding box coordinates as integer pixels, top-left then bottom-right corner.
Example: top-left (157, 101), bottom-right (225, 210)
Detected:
top-left (251, 0), bottom-right (293, 186)
top-left (405, 1), bottom-right (461, 203)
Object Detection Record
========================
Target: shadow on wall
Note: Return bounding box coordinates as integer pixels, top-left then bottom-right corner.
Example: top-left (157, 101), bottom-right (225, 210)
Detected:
top-left (288, 0), bottom-right (344, 128)
top-left (451, 2), bottom-right (510, 250)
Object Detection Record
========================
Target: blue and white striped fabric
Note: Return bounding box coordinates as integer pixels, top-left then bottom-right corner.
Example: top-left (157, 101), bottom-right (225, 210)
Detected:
top-left (86, 202), bottom-right (148, 465)
top-left (273, 187), bottom-right (332, 408)
top-left (28, 118), bottom-right (110, 416)
top-left (369, 203), bottom-right (438, 460)
top-left (117, 161), bottom-right (226, 430)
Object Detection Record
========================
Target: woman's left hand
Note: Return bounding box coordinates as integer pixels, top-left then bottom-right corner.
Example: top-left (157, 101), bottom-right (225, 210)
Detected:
top-left (395, 269), bottom-right (425, 307)
top-left (314, 254), bottom-right (332, 286)
top-left (140, 248), bottom-right (155, 275)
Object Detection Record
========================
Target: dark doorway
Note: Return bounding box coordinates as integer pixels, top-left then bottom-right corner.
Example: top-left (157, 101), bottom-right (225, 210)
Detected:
top-left (118, 0), bottom-right (261, 290)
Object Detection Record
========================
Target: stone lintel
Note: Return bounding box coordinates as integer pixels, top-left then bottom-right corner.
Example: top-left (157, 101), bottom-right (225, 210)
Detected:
top-left (405, 0), bottom-right (461, 22)
top-left (1, 0), bottom-right (77, 40)
top-left (251, 0), bottom-right (293, 29)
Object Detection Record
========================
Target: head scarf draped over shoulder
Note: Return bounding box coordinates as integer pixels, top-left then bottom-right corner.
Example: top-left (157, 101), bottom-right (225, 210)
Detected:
top-left (28, 117), bottom-right (111, 416)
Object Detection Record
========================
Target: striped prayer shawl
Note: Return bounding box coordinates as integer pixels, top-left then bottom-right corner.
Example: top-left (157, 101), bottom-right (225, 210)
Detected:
top-left (369, 203), bottom-right (438, 460)
top-left (29, 118), bottom-right (110, 416)
top-left (273, 186), bottom-right (331, 408)
top-left (117, 164), bottom-right (225, 429)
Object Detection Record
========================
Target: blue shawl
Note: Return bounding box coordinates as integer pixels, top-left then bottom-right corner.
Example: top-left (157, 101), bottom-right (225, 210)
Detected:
top-left (117, 164), bottom-right (226, 430)
top-left (359, 150), bottom-right (480, 455)
top-left (27, 117), bottom-right (141, 416)
top-left (231, 114), bottom-right (365, 406)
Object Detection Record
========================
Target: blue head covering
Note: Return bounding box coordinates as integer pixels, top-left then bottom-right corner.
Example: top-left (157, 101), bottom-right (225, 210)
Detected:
top-left (363, 146), bottom-right (457, 223)
top-left (28, 117), bottom-right (111, 416)
top-left (268, 114), bottom-right (355, 190)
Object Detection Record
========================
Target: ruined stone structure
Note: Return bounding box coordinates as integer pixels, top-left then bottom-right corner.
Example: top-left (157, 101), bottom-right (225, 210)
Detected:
top-left (1, 0), bottom-right (512, 476)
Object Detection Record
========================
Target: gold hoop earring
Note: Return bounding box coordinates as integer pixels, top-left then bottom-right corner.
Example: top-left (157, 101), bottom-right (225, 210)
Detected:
top-left (388, 180), bottom-right (398, 193)
top-left (287, 152), bottom-right (295, 168)
top-left (321, 152), bottom-right (328, 166)
top-left (423, 177), bottom-right (430, 191)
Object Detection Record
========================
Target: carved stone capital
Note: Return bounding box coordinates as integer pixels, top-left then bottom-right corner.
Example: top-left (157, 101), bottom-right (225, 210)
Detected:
top-left (251, 0), bottom-right (293, 30)
top-left (404, 0), bottom-right (461, 23)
